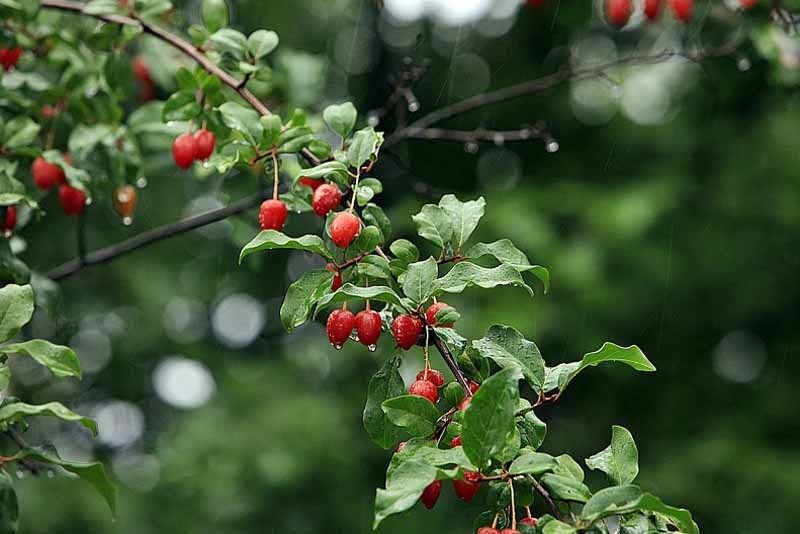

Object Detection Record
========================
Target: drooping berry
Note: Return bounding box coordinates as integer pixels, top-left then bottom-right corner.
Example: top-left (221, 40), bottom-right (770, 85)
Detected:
top-left (453, 471), bottom-right (481, 502)
top-left (416, 369), bottom-right (445, 388)
top-left (458, 396), bottom-right (472, 412)
top-left (519, 517), bottom-right (538, 527)
top-left (450, 436), bottom-right (462, 448)
top-left (739, 0), bottom-right (757, 8)
top-left (355, 309), bottom-right (382, 346)
top-left (31, 157), bottom-right (66, 190)
top-left (258, 199), bottom-right (288, 231)
top-left (326, 263), bottom-right (343, 290)
top-left (409, 379), bottom-right (439, 404)
top-left (326, 309), bottom-right (355, 348)
top-left (0, 48), bottom-right (22, 71)
top-left (114, 185), bottom-right (137, 224)
top-left (425, 301), bottom-right (454, 327)
top-left (477, 529), bottom-right (500, 534)
top-left (469, 380), bottom-right (480, 394)
top-left (644, 0), bottom-right (662, 19)
top-left (172, 133), bottom-right (197, 169)
top-left (299, 176), bottom-right (325, 191)
top-left (1, 206), bottom-right (17, 234)
top-left (391, 314), bottom-right (423, 350)
top-left (329, 211), bottom-right (360, 248)
top-left (312, 184), bottom-right (342, 217)
top-left (193, 129), bottom-right (216, 161)
top-left (605, 0), bottom-right (632, 26)
top-left (58, 185), bottom-right (87, 216)
top-left (669, 0), bottom-right (692, 21)
top-left (420, 480), bottom-right (442, 509)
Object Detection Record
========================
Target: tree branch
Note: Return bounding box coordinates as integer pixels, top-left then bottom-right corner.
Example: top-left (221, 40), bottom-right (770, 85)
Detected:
top-left (46, 190), bottom-right (269, 281)
top-left (430, 330), bottom-right (472, 396)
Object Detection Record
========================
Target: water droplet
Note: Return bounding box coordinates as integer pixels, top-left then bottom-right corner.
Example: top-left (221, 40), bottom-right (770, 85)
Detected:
top-left (15, 470), bottom-right (23, 479)
top-left (334, 343), bottom-right (343, 350)
top-left (546, 141), bottom-right (560, 153)
top-left (492, 133), bottom-right (505, 146)
top-left (136, 176), bottom-right (148, 188)
top-left (85, 197), bottom-right (93, 206)
top-left (367, 113), bottom-right (380, 127)
top-left (737, 57), bottom-right (751, 71)
top-left (122, 216), bottom-right (133, 226)
top-left (368, 344), bottom-right (377, 352)
top-left (166, 121), bottom-right (175, 127)
top-left (464, 142), bottom-right (479, 154)
top-left (295, 210), bottom-right (302, 214)
top-left (46, 470), bottom-right (54, 478)
top-left (202, 162), bottom-right (210, 169)
top-left (2, 230), bottom-right (10, 238)
top-left (349, 332), bottom-right (359, 341)
top-left (408, 102), bottom-right (420, 112)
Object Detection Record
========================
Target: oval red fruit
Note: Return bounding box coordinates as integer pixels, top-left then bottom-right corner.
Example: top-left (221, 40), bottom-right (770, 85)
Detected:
top-left (193, 129), bottom-right (216, 161)
top-left (299, 176), bottom-right (325, 190)
top-left (420, 480), bottom-right (442, 509)
top-left (0, 48), bottom-right (22, 71)
top-left (477, 529), bottom-right (501, 534)
top-left (326, 263), bottom-right (343, 290)
top-left (453, 471), bottom-right (481, 502)
top-left (258, 199), bottom-right (288, 231)
top-left (114, 185), bottom-right (137, 220)
top-left (644, 0), bottom-right (662, 19)
top-left (409, 379), bottom-right (439, 404)
top-left (391, 314), bottom-right (423, 350)
top-left (425, 301), bottom-right (454, 327)
top-left (669, 0), bottom-right (692, 21)
top-left (605, 0), bottom-right (632, 26)
top-left (416, 369), bottom-right (444, 388)
top-left (326, 309), bottom-right (355, 347)
top-left (172, 133), bottom-right (196, 169)
top-left (312, 184), bottom-right (342, 217)
top-left (469, 380), bottom-right (480, 394)
top-left (519, 517), bottom-right (538, 527)
top-left (31, 157), bottom-right (66, 190)
top-left (355, 309), bottom-right (382, 346)
top-left (329, 211), bottom-right (360, 248)
top-left (58, 185), bottom-right (87, 216)
top-left (1, 206), bottom-right (17, 234)
top-left (450, 436), bottom-right (462, 448)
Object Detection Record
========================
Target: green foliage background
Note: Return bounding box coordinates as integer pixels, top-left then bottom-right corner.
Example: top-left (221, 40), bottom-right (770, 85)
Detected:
top-left (7, 1), bottom-right (798, 533)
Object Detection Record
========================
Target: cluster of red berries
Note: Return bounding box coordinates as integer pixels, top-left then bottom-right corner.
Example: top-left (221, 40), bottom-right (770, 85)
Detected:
top-left (172, 129), bottom-right (216, 170)
top-left (31, 154), bottom-right (86, 216)
top-left (476, 518), bottom-right (538, 534)
top-left (0, 47), bottom-right (22, 71)
top-left (606, 0), bottom-right (757, 25)
top-left (326, 307), bottom-right (382, 349)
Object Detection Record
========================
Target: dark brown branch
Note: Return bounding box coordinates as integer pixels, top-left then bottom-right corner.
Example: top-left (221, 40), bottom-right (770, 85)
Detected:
top-left (430, 330), bottom-right (472, 396)
top-left (46, 190), bottom-right (269, 281)
top-left (531, 477), bottom-right (561, 519)
top-left (4, 429), bottom-right (41, 475)
top-left (395, 124), bottom-right (548, 144)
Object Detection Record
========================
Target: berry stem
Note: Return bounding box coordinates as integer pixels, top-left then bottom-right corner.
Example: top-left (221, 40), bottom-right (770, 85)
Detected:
top-left (509, 478), bottom-right (516, 529)
top-left (423, 326), bottom-right (430, 379)
top-left (491, 513), bottom-right (499, 529)
top-left (430, 330), bottom-right (473, 397)
top-left (525, 506), bottom-right (533, 519)
top-left (348, 169), bottom-right (361, 212)
top-left (270, 151), bottom-right (279, 200)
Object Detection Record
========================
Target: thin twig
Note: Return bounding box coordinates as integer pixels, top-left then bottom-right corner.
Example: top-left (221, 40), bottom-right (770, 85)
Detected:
top-left (430, 330), bottom-right (472, 396)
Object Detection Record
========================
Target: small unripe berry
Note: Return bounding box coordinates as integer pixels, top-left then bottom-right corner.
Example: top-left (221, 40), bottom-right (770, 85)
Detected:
top-left (114, 185), bottom-right (137, 222)
top-left (416, 369), bottom-right (445, 388)
top-left (519, 517), bottom-right (538, 527)
top-left (425, 301), bottom-right (454, 327)
top-left (355, 309), bottom-right (382, 346)
top-left (420, 480), bottom-right (442, 509)
top-left (669, 0), bottom-right (692, 21)
top-left (193, 129), bottom-right (216, 161)
top-left (453, 471), bottom-right (481, 501)
top-left (459, 396), bottom-right (472, 412)
top-left (312, 184), bottom-right (342, 217)
top-left (450, 436), bottom-right (462, 448)
top-left (329, 211), bottom-right (360, 248)
top-left (605, 0), bottom-right (632, 26)
top-left (258, 199), bottom-right (288, 231)
top-left (299, 176), bottom-right (325, 190)
top-left (1, 206), bottom-right (17, 234)
top-left (326, 309), bottom-right (355, 348)
top-left (644, 0), bottom-right (662, 19)
top-left (391, 314), bottom-right (423, 350)
top-left (477, 529), bottom-right (500, 534)
top-left (58, 185), bottom-right (87, 216)
top-left (172, 133), bottom-right (196, 169)
top-left (409, 379), bottom-right (439, 404)
top-left (326, 263), bottom-right (343, 290)
top-left (31, 157), bottom-right (66, 190)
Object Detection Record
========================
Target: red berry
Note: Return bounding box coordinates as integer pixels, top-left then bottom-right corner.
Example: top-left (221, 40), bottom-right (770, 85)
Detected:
top-left (1, 206), bottom-right (17, 234)
top-left (132, 56), bottom-right (151, 83)
top-left (193, 129), bottom-right (216, 161)
top-left (114, 185), bottom-right (137, 220)
top-left (478, 529), bottom-right (500, 534)
top-left (469, 380), bottom-right (480, 394)
top-left (459, 396), bottom-right (472, 412)
top-left (326, 309), bottom-right (355, 348)
top-left (450, 436), bottom-right (462, 448)
top-left (172, 133), bottom-right (196, 169)
top-left (391, 314), bottom-right (423, 350)
top-left (0, 48), bottom-right (22, 71)
top-left (669, 0), bottom-right (692, 21)
top-left (58, 185), bottom-right (86, 216)
top-left (500, 530), bottom-right (521, 534)
top-left (416, 369), bottom-right (445, 388)
top-left (31, 157), bottom-right (66, 190)
top-left (312, 184), bottom-right (342, 217)
top-left (739, 0), bottom-right (757, 8)
top-left (605, 0), bottom-right (632, 26)
top-left (299, 176), bottom-right (325, 191)
top-left (409, 379), bottom-right (439, 404)
top-left (453, 471), bottom-right (481, 502)
top-left (326, 263), bottom-right (343, 291)
top-left (526, 0), bottom-right (545, 6)
top-left (420, 480), bottom-right (442, 509)
top-left (41, 105), bottom-right (57, 119)
top-left (425, 301), bottom-right (454, 327)
top-left (644, 0), bottom-right (662, 18)
top-left (258, 199), bottom-right (288, 231)
top-left (519, 517), bottom-right (538, 527)
top-left (329, 211), bottom-right (360, 248)
top-left (355, 309), bottom-right (381, 346)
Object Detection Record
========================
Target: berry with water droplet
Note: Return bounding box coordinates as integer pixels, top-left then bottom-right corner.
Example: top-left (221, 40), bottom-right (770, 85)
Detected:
top-left (391, 314), bottom-right (423, 350)
top-left (114, 185), bottom-right (137, 221)
top-left (172, 132), bottom-right (196, 169)
top-left (644, 0), bottom-right (662, 19)
top-left (669, 0), bottom-right (692, 21)
top-left (299, 176), bottom-right (325, 190)
top-left (409, 379), bottom-right (439, 404)
top-left (453, 471), bottom-right (481, 501)
top-left (450, 436), bottom-right (462, 448)
top-left (0, 48), bottom-right (22, 71)
top-left (31, 157), bottom-right (66, 190)
top-left (327, 309), bottom-right (355, 347)
top-left (425, 301), bottom-right (454, 327)
top-left (605, 0), bottom-right (632, 26)
top-left (59, 185), bottom-right (86, 216)
top-left (519, 517), bottom-right (538, 527)
top-left (1, 206), bottom-right (17, 234)
top-left (326, 263), bottom-right (343, 290)
top-left (355, 309), bottom-right (382, 346)
top-left (259, 199), bottom-right (288, 231)
top-left (193, 129), bottom-right (216, 161)
top-left (420, 480), bottom-right (442, 509)
top-left (312, 184), bottom-right (342, 217)
top-left (329, 211), bottom-right (360, 248)
top-left (416, 369), bottom-right (444, 388)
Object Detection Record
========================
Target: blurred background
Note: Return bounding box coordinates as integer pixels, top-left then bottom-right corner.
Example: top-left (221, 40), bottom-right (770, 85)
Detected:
top-left (8, 0), bottom-right (800, 533)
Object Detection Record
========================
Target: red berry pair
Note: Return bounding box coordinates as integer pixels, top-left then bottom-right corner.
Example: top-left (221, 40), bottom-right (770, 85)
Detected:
top-left (1, 206), bottom-right (17, 234)
top-left (326, 308), bottom-right (382, 348)
top-left (0, 48), bottom-right (22, 71)
top-left (605, 0), bottom-right (690, 25)
top-left (478, 529), bottom-right (521, 534)
top-left (312, 184), bottom-right (341, 217)
top-left (172, 129), bottom-right (216, 169)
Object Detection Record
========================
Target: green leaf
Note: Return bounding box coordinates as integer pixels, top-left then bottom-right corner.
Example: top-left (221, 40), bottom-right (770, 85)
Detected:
top-left (554, 454), bottom-right (585, 482)
top-left (0, 402), bottom-right (96, 435)
top-left (279, 269), bottom-right (333, 333)
top-left (389, 239), bottom-right (419, 263)
top-left (516, 405), bottom-right (547, 450)
top-left (83, 0), bottom-right (122, 15)
top-left (248, 30), bottom-right (279, 59)
top-left (466, 239), bottom-right (550, 293)
top-left (381, 395), bottom-right (438, 437)
top-left (13, 446), bottom-right (116, 516)
top-left (544, 343), bottom-right (655, 393)
top-left (260, 115), bottom-right (282, 147)
top-left (293, 161), bottom-right (349, 187)
top-left (439, 195), bottom-right (485, 252)
top-left (201, 0), bottom-right (229, 32)
top-left (0, 365), bottom-right (9, 392)
top-left (2, 117), bottom-right (40, 150)
top-left (346, 127), bottom-right (383, 169)
top-left (461, 367), bottom-right (520, 469)
top-left (540, 473), bottom-right (591, 503)
top-left (636, 493), bottom-right (699, 534)
top-left (315, 284), bottom-right (410, 312)
top-left (0, 340), bottom-right (81, 379)
top-left (323, 102), bottom-right (357, 138)
top-left (240, 230), bottom-right (334, 263)
top-left (362, 203), bottom-right (391, 243)
top-left (434, 262), bottom-right (533, 297)
top-left (162, 91), bottom-right (200, 122)
top-left (373, 460), bottom-right (437, 529)
top-left (412, 204), bottom-right (452, 250)
top-left (209, 28), bottom-right (248, 58)
top-left (363, 355), bottom-right (406, 449)
top-left (580, 485), bottom-right (644, 523)
top-left (354, 226), bottom-right (381, 254)
top-left (586, 425), bottom-right (639, 486)
top-left (137, 0), bottom-right (172, 18)
top-left (218, 102), bottom-right (262, 145)
top-left (470, 325), bottom-right (545, 393)
top-left (0, 471), bottom-right (17, 534)
top-left (0, 284), bottom-right (33, 343)
top-left (508, 451), bottom-right (557, 475)
top-left (542, 520), bottom-right (578, 534)
top-left (392, 440), bottom-right (477, 472)
top-left (356, 255), bottom-right (392, 280)
top-left (402, 257), bottom-right (438, 305)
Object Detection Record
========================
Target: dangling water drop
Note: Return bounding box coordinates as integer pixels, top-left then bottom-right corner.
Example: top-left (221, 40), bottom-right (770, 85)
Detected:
top-left (15, 470), bottom-right (23, 479)
top-left (737, 57), bottom-right (751, 71)
top-left (492, 133), bottom-right (505, 146)
top-left (368, 344), bottom-right (377, 352)
top-left (367, 113), bottom-right (380, 127)
top-left (46, 470), bottom-right (55, 478)
top-left (546, 141), bottom-right (560, 153)
top-left (408, 101), bottom-right (420, 112)
top-left (464, 142), bottom-right (479, 154)
top-left (349, 331), bottom-right (359, 341)
top-left (122, 216), bottom-right (133, 226)
top-left (334, 343), bottom-right (343, 350)
top-left (136, 176), bottom-right (148, 188)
